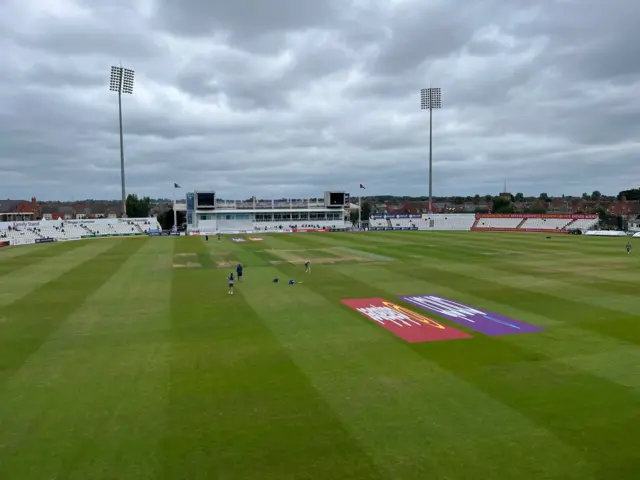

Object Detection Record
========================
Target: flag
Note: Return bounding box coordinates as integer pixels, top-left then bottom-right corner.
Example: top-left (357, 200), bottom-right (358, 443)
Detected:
top-left (174, 183), bottom-right (181, 188)
top-left (360, 184), bottom-right (366, 189)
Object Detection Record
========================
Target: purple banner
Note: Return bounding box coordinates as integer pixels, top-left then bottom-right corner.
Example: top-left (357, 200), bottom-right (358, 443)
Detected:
top-left (397, 295), bottom-right (543, 336)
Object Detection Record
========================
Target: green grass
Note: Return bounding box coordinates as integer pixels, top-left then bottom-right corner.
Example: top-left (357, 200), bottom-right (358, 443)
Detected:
top-left (0, 232), bottom-right (639, 479)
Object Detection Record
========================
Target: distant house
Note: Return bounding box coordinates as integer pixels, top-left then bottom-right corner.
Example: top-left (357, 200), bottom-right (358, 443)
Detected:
top-left (0, 198), bottom-right (37, 222)
top-left (607, 201), bottom-right (640, 218)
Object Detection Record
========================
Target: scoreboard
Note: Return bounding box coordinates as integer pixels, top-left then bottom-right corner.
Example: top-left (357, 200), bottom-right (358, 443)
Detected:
top-left (324, 191), bottom-right (346, 208)
top-left (194, 191), bottom-right (216, 209)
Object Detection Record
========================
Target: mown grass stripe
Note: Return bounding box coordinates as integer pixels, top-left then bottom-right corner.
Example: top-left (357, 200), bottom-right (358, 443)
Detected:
top-left (164, 237), bottom-right (383, 480)
top-left (0, 237), bottom-right (169, 480)
top-left (0, 238), bottom-right (147, 389)
top-left (0, 241), bottom-right (87, 277)
top-left (407, 261), bottom-right (640, 346)
top-left (0, 240), bottom-right (121, 308)
top-left (260, 260), bottom-right (596, 479)
top-left (377, 260), bottom-right (640, 478)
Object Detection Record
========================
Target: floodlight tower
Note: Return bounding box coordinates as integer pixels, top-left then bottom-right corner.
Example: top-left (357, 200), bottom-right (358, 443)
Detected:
top-left (420, 87), bottom-right (441, 212)
top-left (109, 66), bottom-right (135, 218)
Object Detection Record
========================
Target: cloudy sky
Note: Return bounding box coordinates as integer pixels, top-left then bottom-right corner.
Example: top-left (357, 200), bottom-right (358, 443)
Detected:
top-left (1, 0), bottom-right (639, 201)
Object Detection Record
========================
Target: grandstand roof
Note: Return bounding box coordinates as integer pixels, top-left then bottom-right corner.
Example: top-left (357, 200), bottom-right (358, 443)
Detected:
top-left (0, 200), bottom-right (23, 213)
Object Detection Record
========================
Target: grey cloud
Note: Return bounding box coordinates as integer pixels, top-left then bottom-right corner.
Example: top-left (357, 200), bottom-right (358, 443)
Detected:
top-left (367, 1), bottom-right (508, 75)
top-left (1, 0), bottom-right (639, 200)
top-left (151, 0), bottom-right (339, 41)
top-left (175, 32), bottom-right (358, 110)
top-left (3, 8), bottom-right (161, 60)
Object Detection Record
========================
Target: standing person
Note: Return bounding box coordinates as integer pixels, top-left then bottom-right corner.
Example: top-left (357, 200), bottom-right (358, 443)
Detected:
top-left (236, 263), bottom-right (243, 282)
top-left (304, 260), bottom-right (311, 274)
top-left (205, 234), bottom-right (209, 241)
top-left (218, 232), bottom-right (222, 242)
top-left (627, 242), bottom-right (632, 254)
top-left (228, 272), bottom-right (235, 294)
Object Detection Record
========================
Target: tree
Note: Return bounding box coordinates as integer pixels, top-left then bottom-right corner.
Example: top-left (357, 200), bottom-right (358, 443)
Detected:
top-left (492, 196), bottom-right (514, 214)
top-left (596, 206), bottom-right (608, 222)
top-left (617, 188), bottom-right (640, 201)
top-left (362, 201), bottom-right (372, 221)
top-left (157, 209), bottom-right (185, 230)
top-left (591, 191), bottom-right (601, 200)
top-left (349, 202), bottom-right (372, 225)
top-left (528, 202), bottom-right (548, 214)
top-left (538, 192), bottom-right (550, 202)
top-left (125, 194), bottom-right (151, 218)
top-left (514, 192), bottom-right (524, 202)
top-left (582, 192), bottom-right (589, 200)
top-left (473, 194), bottom-right (481, 204)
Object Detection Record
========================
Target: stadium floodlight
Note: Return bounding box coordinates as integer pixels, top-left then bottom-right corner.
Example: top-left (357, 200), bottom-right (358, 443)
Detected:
top-left (109, 66), bottom-right (135, 218)
top-left (421, 87), bottom-right (441, 213)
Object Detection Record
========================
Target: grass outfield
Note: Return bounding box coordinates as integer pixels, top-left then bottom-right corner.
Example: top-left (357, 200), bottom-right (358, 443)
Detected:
top-left (0, 232), bottom-right (639, 479)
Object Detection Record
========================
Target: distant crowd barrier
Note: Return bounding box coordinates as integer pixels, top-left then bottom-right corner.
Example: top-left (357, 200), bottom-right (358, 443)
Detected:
top-left (8, 238), bottom-right (36, 246)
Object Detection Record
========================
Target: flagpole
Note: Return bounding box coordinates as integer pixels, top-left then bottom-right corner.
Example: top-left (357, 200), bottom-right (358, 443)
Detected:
top-left (172, 184), bottom-right (177, 231)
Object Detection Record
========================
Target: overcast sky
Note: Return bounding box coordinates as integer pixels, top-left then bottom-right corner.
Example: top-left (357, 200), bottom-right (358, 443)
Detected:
top-left (1, 0), bottom-right (639, 201)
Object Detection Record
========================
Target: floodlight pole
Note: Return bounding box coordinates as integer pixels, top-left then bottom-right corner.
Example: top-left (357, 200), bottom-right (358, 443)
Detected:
top-left (421, 87), bottom-right (441, 213)
top-left (118, 90), bottom-right (126, 218)
top-left (110, 66), bottom-right (135, 218)
top-left (429, 101), bottom-right (433, 212)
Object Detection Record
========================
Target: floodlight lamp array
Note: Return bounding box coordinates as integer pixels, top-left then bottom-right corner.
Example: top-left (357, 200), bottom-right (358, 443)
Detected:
top-left (420, 87), bottom-right (441, 109)
top-left (109, 66), bottom-right (135, 94)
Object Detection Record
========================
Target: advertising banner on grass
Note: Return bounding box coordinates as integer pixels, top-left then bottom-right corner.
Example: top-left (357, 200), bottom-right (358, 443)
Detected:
top-left (341, 298), bottom-right (471, 343)
top-left (398, 295), bottom-right (544, 336)
top-left (0, 240), bottom-right (9, 248)
top-left (35, 237), bottom-right (55, 243)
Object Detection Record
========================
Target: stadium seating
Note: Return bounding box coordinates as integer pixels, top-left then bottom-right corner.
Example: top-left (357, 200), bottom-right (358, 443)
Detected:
top-left (419, 215), bottom-right (476, 230)
top-left (472, 214), bottom-right (599, 233)
top-left (369, 218), bottom-right (389, 228)
top-left (253, 220), bottom-right (339, 231)
top-left (1, 227), bottom-right (41, 242)
top-left (367, 214), bottom-right (598, 232)
top-left (475, 217), bottom-right (523, 229)
top-left (566, 218), bottom-right (599, 231)
top-left (519, 217), bottom-right (570, 230)
top-left (84, 222), bottom-right (139, 236)
top-left (0, 218), bottom-right (161, 245)
top-left (37, 223), bottom-right (88, 240)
